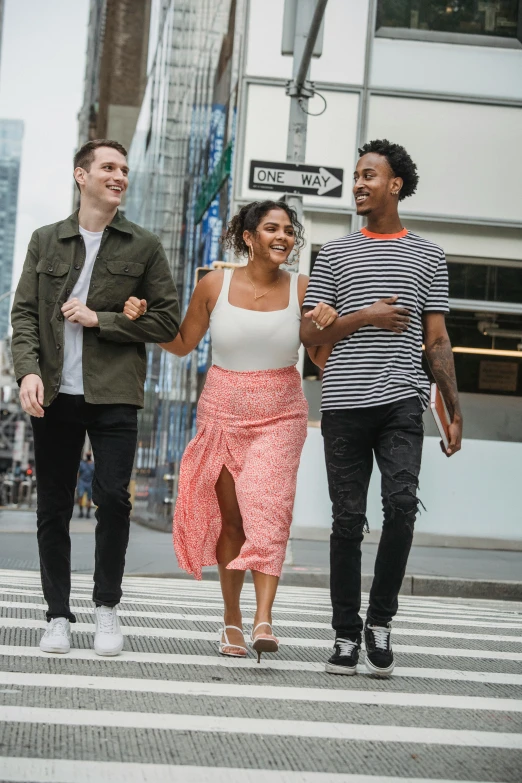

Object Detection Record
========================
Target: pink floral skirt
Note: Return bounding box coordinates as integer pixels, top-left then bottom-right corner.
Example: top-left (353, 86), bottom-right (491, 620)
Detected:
top-left (173, 365), bottom-right (308, 579)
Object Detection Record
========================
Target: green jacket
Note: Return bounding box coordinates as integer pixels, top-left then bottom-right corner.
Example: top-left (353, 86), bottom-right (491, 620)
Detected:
top-left (11, 210), bottom-right (180, 408)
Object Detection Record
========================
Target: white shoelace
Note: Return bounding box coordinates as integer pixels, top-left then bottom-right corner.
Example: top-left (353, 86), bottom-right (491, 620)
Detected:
top-left (336, 638), bottom-right (358, 656)
top-left (368, 625), bottom-right (390, 650)
top-left (46, 619), bottom-right (68, 637)
top-left (97, 609), bottom-right (117, 633)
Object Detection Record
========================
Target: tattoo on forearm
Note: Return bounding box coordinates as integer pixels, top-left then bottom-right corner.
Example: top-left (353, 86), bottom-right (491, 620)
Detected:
top-left (425, 336), bottom-right (462, 420)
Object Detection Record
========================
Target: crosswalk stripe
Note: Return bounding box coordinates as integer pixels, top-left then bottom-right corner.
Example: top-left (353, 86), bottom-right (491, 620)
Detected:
top-left (0, 572), bottom-right (519, 609)
top-left (2, 573), bottom-right (519, 614)
top-left (1, 570), bottom-right (520, 782)
top-left (1, 645), bottom-right (520, 683)
top-left (0, 670), bottom-right (519, 712)
top-left (0, 758), bottom-right (499, 783)
top-left (2, 592), bottom-right (521, 628)
top-left (3, 601), bottom-right (521, 636)
top-left (2, 705), bottom-right (522, 748)
top-left (1, 618), bottom-right (521, 659)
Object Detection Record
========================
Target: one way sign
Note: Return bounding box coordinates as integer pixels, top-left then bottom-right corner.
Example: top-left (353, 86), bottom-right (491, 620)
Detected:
top-left (249, 160), bottom-right (343, 198)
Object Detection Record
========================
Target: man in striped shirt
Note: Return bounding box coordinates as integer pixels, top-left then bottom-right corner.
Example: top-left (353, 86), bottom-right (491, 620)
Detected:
top-left (301, 139), bottom-right (463, 678)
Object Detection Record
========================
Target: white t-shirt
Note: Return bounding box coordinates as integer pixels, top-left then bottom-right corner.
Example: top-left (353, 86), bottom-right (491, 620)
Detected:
top-left (60, 226), bottom-right (104, 395)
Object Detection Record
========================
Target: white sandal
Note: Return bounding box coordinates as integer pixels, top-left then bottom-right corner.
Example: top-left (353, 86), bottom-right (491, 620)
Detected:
top-left (250, 621), bottom-right (279, 664)
top-left (219, 625), bottom-right (248, 658)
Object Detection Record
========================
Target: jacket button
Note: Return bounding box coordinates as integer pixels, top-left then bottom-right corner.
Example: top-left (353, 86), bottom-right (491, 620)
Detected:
top-left (57, 314), bottom-right (63, 321)
top-left (47, 267), bottom-right (53, 272)
top-left (56, 344), bottom-right (61, 350)
top-left (124, 266), bottom-right (129, 272)
top-left (65, 289), bottom-right (71, 296)
top-left (74, 264), bottom-right (81, 270)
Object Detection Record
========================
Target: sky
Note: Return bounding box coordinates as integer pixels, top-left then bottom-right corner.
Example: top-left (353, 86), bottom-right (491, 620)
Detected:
top-left (0, 0), bottom-right (90, 289)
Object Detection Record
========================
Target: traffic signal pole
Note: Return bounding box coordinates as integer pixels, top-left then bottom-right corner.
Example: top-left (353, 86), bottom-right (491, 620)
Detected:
top-left (285, 0), bottom-right (329, 249)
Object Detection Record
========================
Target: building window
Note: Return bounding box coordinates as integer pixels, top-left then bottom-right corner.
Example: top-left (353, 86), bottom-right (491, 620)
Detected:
top-left (377, 1), bottom-right (521, 46)
top-left (439, 256), bottom-right (522, 396)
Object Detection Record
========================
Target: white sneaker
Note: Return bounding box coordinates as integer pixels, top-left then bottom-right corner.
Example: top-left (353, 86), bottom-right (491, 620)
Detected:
top-left (94, 605), bottom-right (124, 656)
top-left (39, 617), bottom-right (71, 654)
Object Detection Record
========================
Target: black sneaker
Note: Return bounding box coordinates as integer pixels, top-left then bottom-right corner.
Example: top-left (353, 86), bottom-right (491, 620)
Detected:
top-left (364, 622), bottom-right (395, 677)
top-left (325, 636), bottom-right (361, 675)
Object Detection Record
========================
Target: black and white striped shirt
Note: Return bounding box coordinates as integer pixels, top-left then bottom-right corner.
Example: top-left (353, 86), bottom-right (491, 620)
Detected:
top-left (303, 228), bottom-right (449, 411)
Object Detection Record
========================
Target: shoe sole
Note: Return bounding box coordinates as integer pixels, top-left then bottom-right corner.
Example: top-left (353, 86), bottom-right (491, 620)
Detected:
top-left (94, 643), bottom-right (124, 657)
top-left (364, 657), bottom-right (395, 678)
top-left (252, 638), bottom-right (279, 655)
top-left (325, 662), bottom-right (357, 675)
top-left (39, 643), bottom-right (70, 654)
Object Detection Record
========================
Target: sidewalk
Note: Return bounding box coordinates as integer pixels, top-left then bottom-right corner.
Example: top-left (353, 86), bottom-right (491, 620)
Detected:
top-left (1, 508), bottom-right (521, 600)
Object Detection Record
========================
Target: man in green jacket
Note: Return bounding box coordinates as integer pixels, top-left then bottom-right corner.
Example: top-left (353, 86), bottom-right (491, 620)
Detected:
top-left (11, 139), bottom-right (180, 656)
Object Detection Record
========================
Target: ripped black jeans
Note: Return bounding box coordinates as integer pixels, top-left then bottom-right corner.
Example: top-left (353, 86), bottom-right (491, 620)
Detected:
top-left (322, 396), bottom-right (424, 637)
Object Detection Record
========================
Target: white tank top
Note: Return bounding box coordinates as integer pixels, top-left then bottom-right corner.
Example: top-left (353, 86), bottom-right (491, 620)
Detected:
top-left (210, 268), bottom-right (301, 371)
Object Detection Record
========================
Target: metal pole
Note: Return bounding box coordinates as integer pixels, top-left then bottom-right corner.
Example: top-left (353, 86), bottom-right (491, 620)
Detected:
top-left (295, 0), bottom-right (329, 91)
top-left (354, 0), bottom-right (377, 231)
top-left (285, 0), bottom-right (329, 255)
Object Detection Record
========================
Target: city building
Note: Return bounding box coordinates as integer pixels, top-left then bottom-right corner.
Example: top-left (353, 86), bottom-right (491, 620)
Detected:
top-left (0, 119), bottom-right (23, 340)
top-left (76, 0), bottom-right (151, 205)
top-left (0, 1), bottom-right (4, 75)
top-left (127, 0), bottom-right (522, 543)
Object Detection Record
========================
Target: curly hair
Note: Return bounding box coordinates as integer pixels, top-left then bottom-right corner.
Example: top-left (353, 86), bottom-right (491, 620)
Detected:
top-left (358, 139), bottom-right (419, 200)
top-left (222, 200), bottom-right (305, 258)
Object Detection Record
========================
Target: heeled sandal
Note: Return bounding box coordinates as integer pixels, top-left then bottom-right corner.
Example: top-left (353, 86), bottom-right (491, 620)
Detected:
top-left (219, 625), bottom-right (248, 658)
top-left (250, 621), bottom-right (279, 664)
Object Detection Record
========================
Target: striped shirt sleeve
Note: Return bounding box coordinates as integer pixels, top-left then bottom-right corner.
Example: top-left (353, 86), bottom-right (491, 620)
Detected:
top-left (424, 251), bottom-right (450, 313)
top-left (303, 249), bottom-right (338, 309)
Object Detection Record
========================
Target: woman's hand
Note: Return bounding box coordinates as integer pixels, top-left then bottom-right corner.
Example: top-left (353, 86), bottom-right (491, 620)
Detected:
top-left (303, 302), bottom-right (338, 331)
top-left (124, 296), bottom-right (147, 320)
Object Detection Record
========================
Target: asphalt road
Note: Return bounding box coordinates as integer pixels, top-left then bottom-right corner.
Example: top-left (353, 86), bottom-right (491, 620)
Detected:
top-left (0, 569), bottom-right (521, 781)
top-left (1, 510), bottom-right (521, 583)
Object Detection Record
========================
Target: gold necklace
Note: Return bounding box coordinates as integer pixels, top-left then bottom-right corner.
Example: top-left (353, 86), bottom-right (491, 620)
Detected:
top-left (244, 268), bottom-right (280, 300)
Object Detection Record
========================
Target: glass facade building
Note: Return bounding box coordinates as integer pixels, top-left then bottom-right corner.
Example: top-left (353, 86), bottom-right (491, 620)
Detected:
top-left (126, 0), bottom-right (243, 528)
top-left (0, 119), bottom-right (23, 339)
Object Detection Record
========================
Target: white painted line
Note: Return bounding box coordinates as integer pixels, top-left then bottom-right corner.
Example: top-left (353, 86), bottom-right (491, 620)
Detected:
top-left (4, 601), bottom-right (522, 637)
top-left (3, 591), bottom-right (521, 627)
top-left (1, 670), bottom-right (519, 713)
top-left (0, 758), bottom-right (498, 783)
top-left (2, 618), bottom-right (521, 660)
top-left (2, 706), bottom-right (522, 748)
top-left (0, 645), bottom-right (322, 671)
top-left (1, 581), bottom-right (519, 624)
top-left (0, 571), bottom-right (513, 606)
top-left (1, 645), bottom-right (521, 683)
top-left (0, 571), bottom-right (518, 605)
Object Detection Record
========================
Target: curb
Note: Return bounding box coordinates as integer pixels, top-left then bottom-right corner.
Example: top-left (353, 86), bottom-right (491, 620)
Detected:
top-left (280, 570), bottom-right (522, 601)
top-left (128, 568), bottom-right (522, 602)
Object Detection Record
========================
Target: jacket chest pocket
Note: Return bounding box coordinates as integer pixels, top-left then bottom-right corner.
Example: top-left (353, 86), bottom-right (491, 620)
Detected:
top-left (105, 259), bottom-right (144, 300)
top-left (36, 259), bottom-right (69, 302)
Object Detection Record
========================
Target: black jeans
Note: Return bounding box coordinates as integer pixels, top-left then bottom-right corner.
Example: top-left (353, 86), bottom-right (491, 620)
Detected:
top-left (31, 394), bottom-right (138, 622)
top-left (322, 396), bottom-right (424, 637)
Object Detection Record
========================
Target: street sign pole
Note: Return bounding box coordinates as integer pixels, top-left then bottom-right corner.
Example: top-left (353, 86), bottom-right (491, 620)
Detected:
top-left (285, 0), bottom-right (329, 262)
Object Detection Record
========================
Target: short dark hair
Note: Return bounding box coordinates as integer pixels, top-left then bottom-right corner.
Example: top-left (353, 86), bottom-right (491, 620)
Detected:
top-left (73, 139), bottom-right (128, 194)
top-left (222, 200), bottom-right (305, 257)
top-left (358, 139), bottom-right (419, 200)
top-left (74, 138), bottom-right (128, 171)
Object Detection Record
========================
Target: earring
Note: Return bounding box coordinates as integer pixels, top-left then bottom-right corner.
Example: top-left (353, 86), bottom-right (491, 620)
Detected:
top-left (248, 244), bottom-right (253, 262)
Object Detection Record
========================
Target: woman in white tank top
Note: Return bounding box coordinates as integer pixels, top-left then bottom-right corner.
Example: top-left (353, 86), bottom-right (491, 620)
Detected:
top-left (125, 201), bottom-right (337, 661)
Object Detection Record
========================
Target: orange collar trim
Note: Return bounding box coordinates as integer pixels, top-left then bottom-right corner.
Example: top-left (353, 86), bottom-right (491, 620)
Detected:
top-left (361, 227), bottom-right (408, 240)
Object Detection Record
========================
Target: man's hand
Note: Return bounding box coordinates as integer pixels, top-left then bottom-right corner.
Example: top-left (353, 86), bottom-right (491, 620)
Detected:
top-left (20, 374), bottom-right (45, 418)
top-left (442, 418), bottom-right (463, 458)
top-left (123, 297), bottom-right (147, 321)
top-left (303, 302), bottom-right (338, 331)
top-left (365, 296), bottom-right (410, 333)
top-left (61, 298), bottom-right (99, 327)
